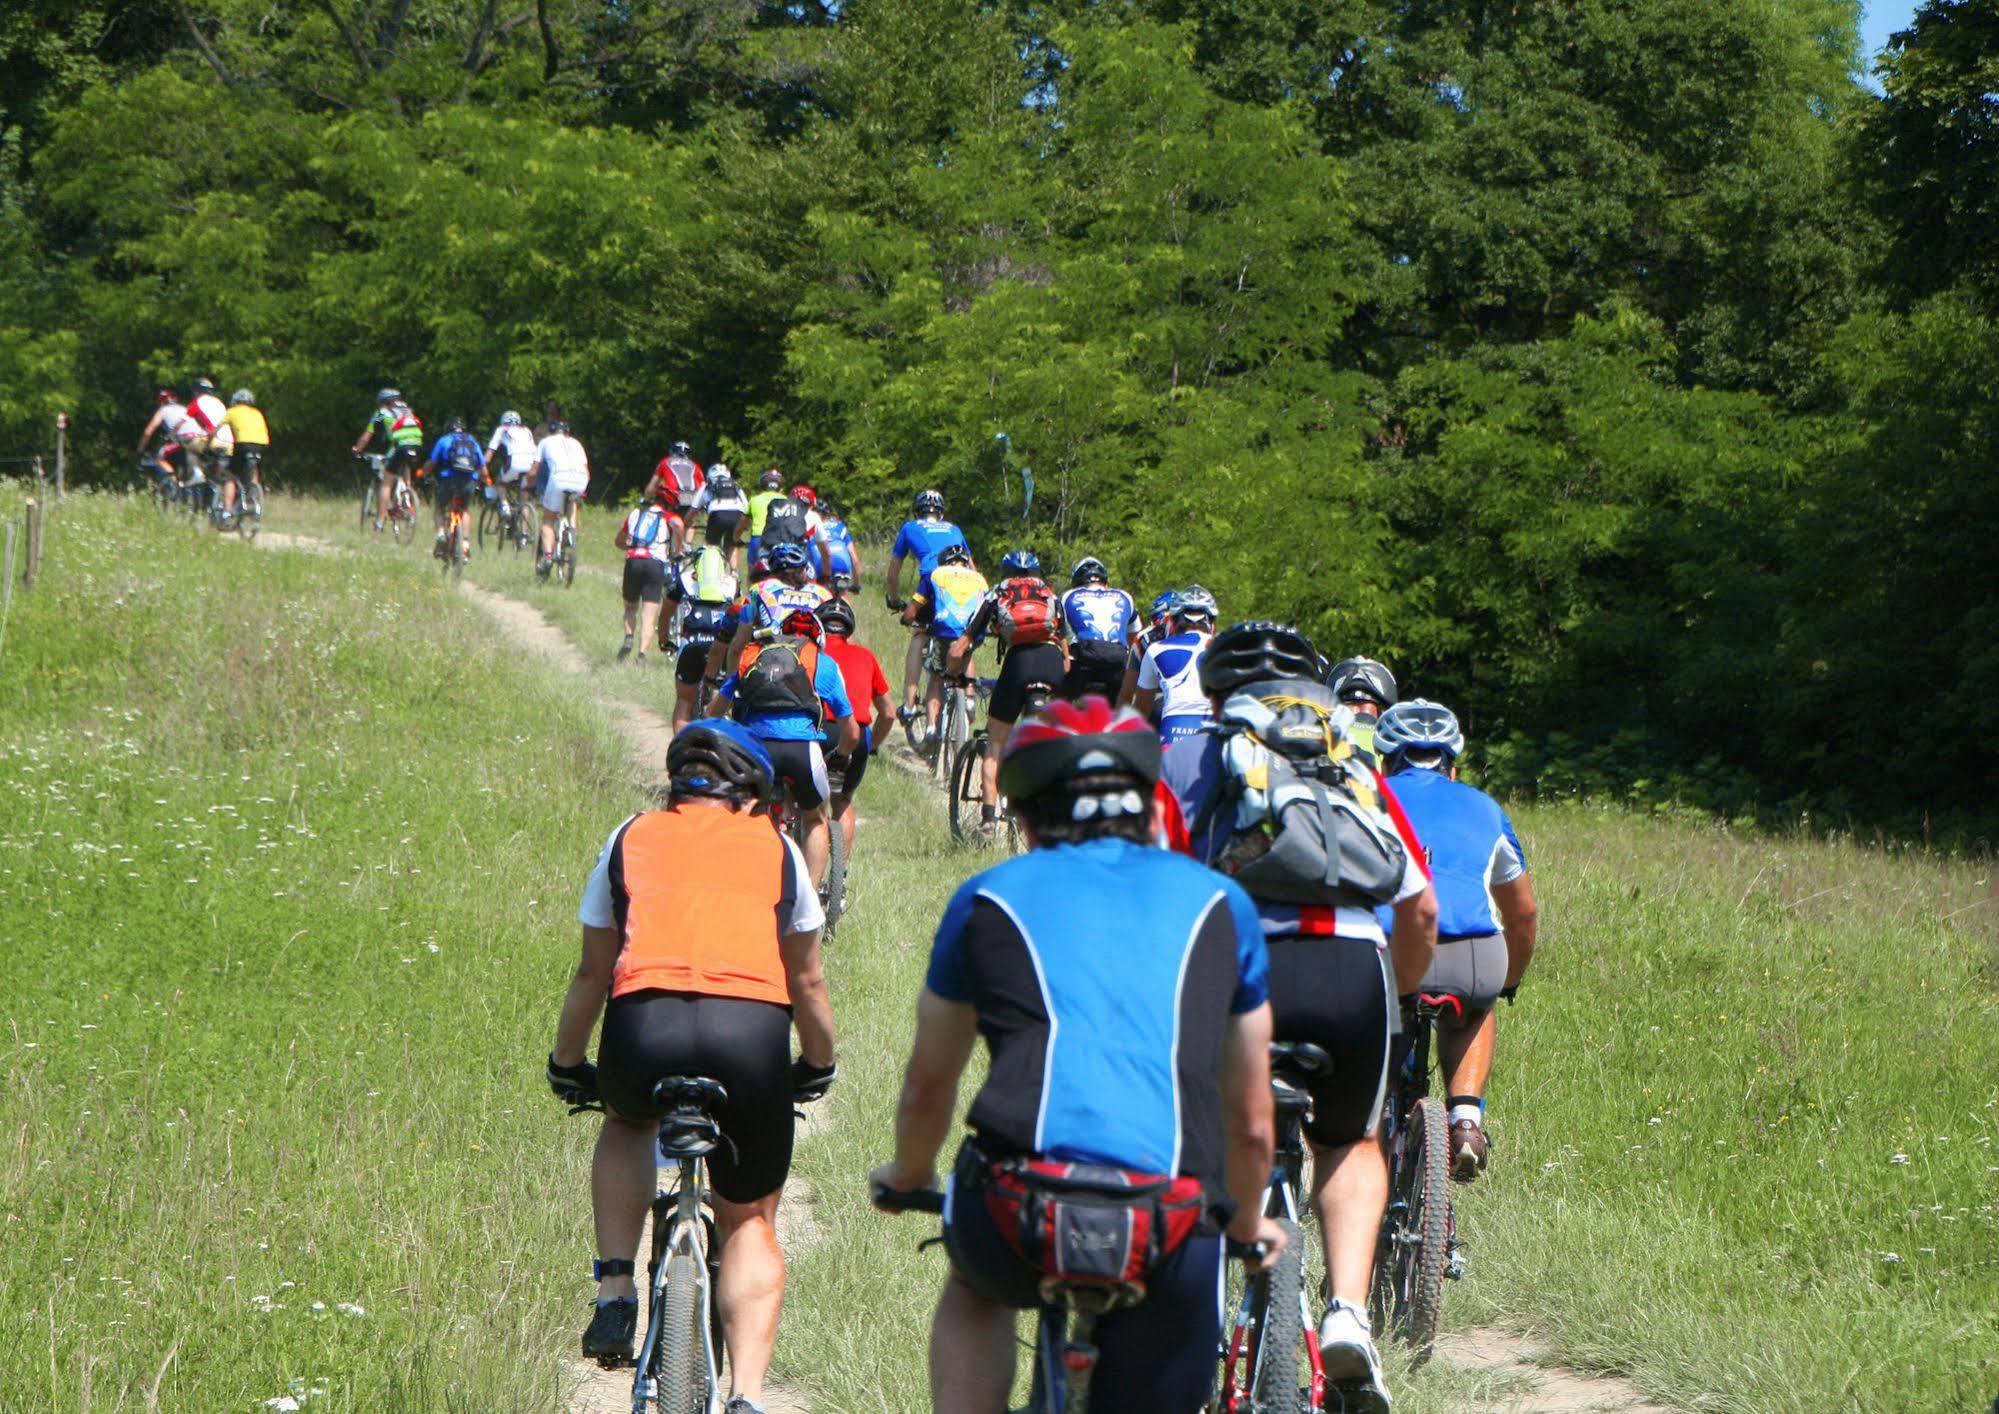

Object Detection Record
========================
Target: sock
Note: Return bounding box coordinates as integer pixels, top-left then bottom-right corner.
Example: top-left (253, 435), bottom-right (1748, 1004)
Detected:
top-left (1448, 1095), bottom-right (1485, 1127)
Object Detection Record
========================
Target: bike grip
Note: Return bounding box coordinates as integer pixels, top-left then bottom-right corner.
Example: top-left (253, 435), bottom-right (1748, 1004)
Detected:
top-left (1225, 1236), bottom-right (1270, 1263)
top-left (871, 1184), bottom-right (946, 1214)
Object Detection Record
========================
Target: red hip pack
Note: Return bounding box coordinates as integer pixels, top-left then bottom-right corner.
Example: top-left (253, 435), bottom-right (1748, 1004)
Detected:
top-left (983, 1157), bottom-right (1208, 1295)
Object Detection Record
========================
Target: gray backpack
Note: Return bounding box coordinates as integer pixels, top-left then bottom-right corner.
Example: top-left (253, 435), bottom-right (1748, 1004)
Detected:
top-left (1190, 678), bottom-right (1409, 907)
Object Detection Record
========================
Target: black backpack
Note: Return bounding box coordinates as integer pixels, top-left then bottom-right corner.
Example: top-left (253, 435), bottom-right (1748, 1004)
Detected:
top-left (731, 637), bottom-right (823, 720)
top-left (760, 496), bottom-right (809, 548)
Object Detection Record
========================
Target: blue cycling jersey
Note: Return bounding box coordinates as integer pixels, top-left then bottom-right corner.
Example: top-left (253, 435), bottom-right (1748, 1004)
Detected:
top-left (1372, 766), bottom-right (1525, 940)
top-left (715, 652), bottom-right (853, 742)
top-left (1061, 585), bottom-right (1137, 644)
top-left (891, 517), bottom-right (970, 576)
top-left (821, 518), bottom-right (857, 576)
top-left (928, 838), bottom-right (1268, 1182)
top-left (428, 432), bottom-right (484, 476)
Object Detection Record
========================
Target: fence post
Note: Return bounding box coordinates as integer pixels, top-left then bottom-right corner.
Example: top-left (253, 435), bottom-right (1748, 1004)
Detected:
top-left (22, 498), bottom-right (40, 590)
top-left (55, 414), bottom-right (67, 499)
top-left (1, 520), bottom-right (14, 661)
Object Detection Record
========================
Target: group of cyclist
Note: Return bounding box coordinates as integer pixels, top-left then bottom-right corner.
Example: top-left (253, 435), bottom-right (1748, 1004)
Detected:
top-left (136, 377), bottom-right (270, 521)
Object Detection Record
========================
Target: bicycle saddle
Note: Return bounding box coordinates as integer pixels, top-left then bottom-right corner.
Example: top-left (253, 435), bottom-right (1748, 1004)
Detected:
top-left (1270, 1041), bottom-right (1333, 1078)
top-left (650, 1076), bottom-right (729, 1158)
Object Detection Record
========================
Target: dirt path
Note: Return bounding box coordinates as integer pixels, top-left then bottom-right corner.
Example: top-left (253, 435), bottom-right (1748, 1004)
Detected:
top-left (1434, 1328), bottom-right (1675, 1412)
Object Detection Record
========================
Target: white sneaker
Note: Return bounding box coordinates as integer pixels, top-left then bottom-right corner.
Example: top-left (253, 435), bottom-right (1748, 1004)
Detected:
top-left (1319, 1299), bottom-right (1390, 1403)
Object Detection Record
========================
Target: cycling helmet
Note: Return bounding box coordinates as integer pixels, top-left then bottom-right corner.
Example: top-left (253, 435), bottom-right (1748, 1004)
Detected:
top-left (666, 721), bottom-right (773, 802)
top-left (191, 377), bottom-right (216, 395)
top-left (765, 543), bottom-right (811, 574)
top-left (548, 420), bottom-right (569, 435)
top-left (1000, 697), bottom-right (1162, 806)
top-left (377, 388), bottom-right (400, 403)
top-left (1149, 590), bottom-right (1182, 626)
top-left (778, 606), bottom-right (825, 642)
top-left (815, 597), bottom-right (857, 636)
top-left (937, 543), bottom-right (972, 567)
top-left (156, 388), bottom-right (175, 405)
top-left (670, 440), bottom-right (692, 455)
top-left (448, 416), bottom-right (467, 433)
top-left (1175, 585), bottom-right (1218, 626)
top-left (1199, 621), bottom-right (1325, 697)
top-left (829, 569), bottom-right (857, 592)
top-left (500, 410), bottom-right (523, 426)
top-left (759, 469), bottom-right (785, 490)
top-left (913, 489), bottom-right (945, 516)
top-left (230, 388), bottom-right (254, 406)
top-left (792, 485), bottom-right (818, 507)
top-left (1376, 699), bottom-right (1464, 763)
top-left (1000, 549), bottom-right (1041, 576)
top-left (708, 464), bottom-right (733, 486)
top-left (1327, 656), bottom-right (1397, 709)
top-left (1071, 556), bottom-right (1109, 586)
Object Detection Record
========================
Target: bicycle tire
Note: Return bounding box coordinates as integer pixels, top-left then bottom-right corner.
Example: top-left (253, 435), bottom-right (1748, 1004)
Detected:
top-left (949, 735), bottom-right (985, 845)
top-left (1249, 1217), bottom-right (1310, 1414)
top-left (654, 1248), bottom-right (706, 1414)
top-left (819, 807), bottom-right (846, 945)
top-left (1372, 1096), bottom-right (1451, 1358)
top-left (477, 500), bottom-right (499, 552)
top-left (561, 533), bottom-right (577, 586)
top-left (359, 483), bottom-right (376, 531)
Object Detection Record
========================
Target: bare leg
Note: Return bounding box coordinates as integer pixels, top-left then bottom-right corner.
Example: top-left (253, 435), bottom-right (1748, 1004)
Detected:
top-left (540, 509), bottom-right (559, 561)
top-left (638, 599), bottom-right (661, 657)
top-left (713, 1191), bottom-right (785, 1402)
top-left (982, 717), bottom-right (1013, 809)
top-left (591, 1115), bottom-right (655, 1302)
top-left (930, 1270), bottom-right (1016, 1414)
top-left (1439, 1010), bottom-right (1497, 1101)
top-left (623, 597), bottom-right (640, 639)
top-left (673, 681), bottom-right (698, 735)
top-left (1310, 1136), bottom-right (1387, 1307)
top-left (902, 630), bottom-right (926, 710)
top-left (803, 806), bottom-right (830, 886)
top-left (831, 795), bottom-right (857, 858)
top-left (924, 671), bottom-right (944, 736)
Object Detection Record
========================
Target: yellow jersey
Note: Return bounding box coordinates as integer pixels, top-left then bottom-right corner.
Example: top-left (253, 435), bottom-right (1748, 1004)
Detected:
top-left (223, 405), bottom-right (270, 446)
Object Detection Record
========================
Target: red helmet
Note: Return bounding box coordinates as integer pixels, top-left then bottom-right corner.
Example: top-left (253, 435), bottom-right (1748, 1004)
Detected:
top-left (778, 606), bottom-right (824, 642)
top-left (999, 697), bottom-right (1161, 803)
top-left (792, 485), bottom-right (818, 507)
top-left (157, 388), bottom-right (175, 405)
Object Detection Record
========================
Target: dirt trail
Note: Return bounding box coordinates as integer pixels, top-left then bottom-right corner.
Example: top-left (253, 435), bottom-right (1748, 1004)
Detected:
top-left (1434, 1328), bottom-right (1675, 1412)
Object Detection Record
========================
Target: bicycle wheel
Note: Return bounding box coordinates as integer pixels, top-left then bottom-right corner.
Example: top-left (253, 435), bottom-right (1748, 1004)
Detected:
top-left (819, 807), bottom-right (846, 945)
top-left (477, 499), bottom-right (499, 552)
top-left (1249, 1217), bottom-right (1311, 1414)
top-left (561, 530), bottom-right (577, 586)
top-left (1372, 1096), bottom-right (1452, 1357)
top-left (449, 527), bottom-right (466, 582)
top-left (359, 482), bottom-right (376, 531)
top-left (949, 735), bottom-right (986, 846)
top-left (654, 1248), bottom-right (706, 1414)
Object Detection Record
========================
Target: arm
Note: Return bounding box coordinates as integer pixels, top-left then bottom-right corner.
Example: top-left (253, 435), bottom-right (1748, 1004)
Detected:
top-left (1492, 874), bottom-right (1539, 989)
top-left (614, 516), bottom-right (632, 551)
top-left (869, 692), bottom-right (895, 750)
top-left (1219, 1001), bottom-right (1278, 1245)
top-left (1388, 885), bottom-right (1440, 996)
top-left (1132, 687), bottom-right (1158, 718)
top-left (880, 987), bottom-right (980, 1192)
top-left (551, 924), bottom-right (620, 1066)
top-left (1117, 664), bottom-right (1141, 708)
top-left (835, 711), bottom-right (859, 757)
top-left (817, 537), bottom-right (833, 584)
top-left (780, 926), bottom-right (835, 1068)
top-left (885, 553), bottom-right (904, 605)
top-left (138, 409), bottom-right (164, 449)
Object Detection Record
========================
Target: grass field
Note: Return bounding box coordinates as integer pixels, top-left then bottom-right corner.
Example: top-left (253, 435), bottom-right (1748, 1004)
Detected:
top-left (5, 488), bottom-right (1995, 1412)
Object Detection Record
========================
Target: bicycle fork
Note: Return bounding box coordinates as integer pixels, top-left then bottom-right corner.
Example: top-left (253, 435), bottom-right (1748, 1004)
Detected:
top-left (629, 1164), bottom-right (719, 1414)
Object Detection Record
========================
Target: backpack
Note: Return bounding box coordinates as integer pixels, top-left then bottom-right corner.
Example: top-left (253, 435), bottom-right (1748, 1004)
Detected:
top-left (761, 496), bottom-right (809, 548)
top-left (390, 407), bottom-right (422, 435)
top-left (994, 577), bottom-right (1060, 647)
top-left (1190, 678), bottom-right (1409, 908)
top-left (446, 434), bottom-right (480, 472)
top-left (690, 544), bottom-right (733, 602)
top-left (626, 505), bottom-right (669, 556)
top-left (979, 1155), bottom-right (1209, 1298)
top-left (732, 636), bottom-right (823, 720)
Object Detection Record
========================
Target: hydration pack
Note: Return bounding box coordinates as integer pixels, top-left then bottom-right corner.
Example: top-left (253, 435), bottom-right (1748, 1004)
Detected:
top-left (732, 637), bottom-right (822, 720)
top-left (760, 496), bottom-right (809, 548)
top-left (1190, 678), bottom-right (1408, 908)
top-left (446, 434), bottom-right (480, 472)
top-left (994, 577), bottom-right (1060, 647)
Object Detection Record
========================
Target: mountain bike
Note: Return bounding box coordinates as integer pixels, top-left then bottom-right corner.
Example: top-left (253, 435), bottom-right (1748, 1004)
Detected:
top-left (1368, 993), bottom-right (1466, 1361)
top-left (356, 454), bottom-right (418, 544)
top-left (478, 485), bottom-right (535, 555)
top-left (547, 490), bottom-right (581, 586)
top-left (1215, 1041), bottom-right (1331, 1414)
top-left (770, 768), bottom-right (845, 947)
top-left (949, 677), bottom-right (1056, 850)
top-left (921, 662), bottom-right (977, 789)
top-left (437, 485), bottom-right (473, 581)
top-left (205, 455), bottom-right (263, 542)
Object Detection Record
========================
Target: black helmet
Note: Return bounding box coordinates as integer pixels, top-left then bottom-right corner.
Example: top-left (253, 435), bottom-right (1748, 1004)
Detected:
top-left (191, 377), bottom-right (216, 395)
top-left (1199, 621), bottom-right (1325, 697)
top-left (759, 469), bottom-right (785, 490)
top-left (670, 440), bottom-right (692, 455)
top-left (914, 489), bottom-right (945, 516)
top-left (1071, 556), bottom-right (1109, 586)
top-left (937, 542), bottom-right (972, 567)
top-left (548, 419), bottom-right (570, 435)
top-left (1327, 656), bottom-right (1397, 709)
top-left (448, 416), bottom-right (467, 433)
top-left (666, 722), bottom-right (773, 802)
top-left (815, 598), bottom-right (857, 636)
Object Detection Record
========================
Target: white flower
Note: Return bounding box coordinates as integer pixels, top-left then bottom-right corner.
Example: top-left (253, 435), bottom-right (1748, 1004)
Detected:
top-left (335, 1302), bottom-right (365, 1318)
top-left (265, 1398), bottom-right (301, 1411)
top-left (1890, 1152), bottom-right (1911, 1165)
top-left (1879, 1251), bottom-right (1902, 1264)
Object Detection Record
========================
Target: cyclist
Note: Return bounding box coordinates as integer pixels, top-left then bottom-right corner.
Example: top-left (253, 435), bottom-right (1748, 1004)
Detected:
top-left (1375, 699), bottom-right (1539, 1181)
top-left (870, 698), bottom-right (1284, 1414)
top-left (816, 597), bottom-right (894, 871)
top-left (546, 720), bottom-right (836, 1408)
top-left (421, 417), bottom-right (490, 558)
top-left (486, 411), bottom-right (538, 526)
top-left (885, 489), bottom-right (971, 724)
top-left (756, 484), bottom-right (823, 582)
top-left (707, 604), bottom-right (859, 890)
top-left (351, 388), bottom-right (425, 531)
top-left (1327, 656), bottom-right (1397, 768)
top-left (647, 439), bottom-right (705, 515)
top-left (217, 389), bottom-right (270, 519)
top-left (615, 486), bottom-right (681, 661)
top-left (951, 550), bottom-right (1067, 832)
top-left (1131, 585), bottom-right (1218, 744)
top-left (695, 465), bottom-right (750, 572)
top-left (901, 543), bottom-right (987, 754)
top-left (817, 498), bottom-right (861, 589)
top-left (1162, 621), bottom-right (1438, 1409)
top-left (1116, 589), bottom-right (1181, 710)
top-left (136, 388), bottom-right (185, 491)
top-left (533, 419), bottom-right (591, 578)
top-left (745, 469), bottom-right (788, 568)
top-left (1058, 555), bottom-right (1136, 702)
top-left (665, 542), bottom-right (740, 732)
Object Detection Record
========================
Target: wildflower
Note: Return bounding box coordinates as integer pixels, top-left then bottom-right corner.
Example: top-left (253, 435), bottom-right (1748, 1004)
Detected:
top-left (1890, 1152), bottom-right (1910, 1165)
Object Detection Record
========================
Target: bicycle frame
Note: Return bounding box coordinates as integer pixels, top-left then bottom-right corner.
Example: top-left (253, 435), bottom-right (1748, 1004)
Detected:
top-left (630, 1154), bottom-right (721, 1414)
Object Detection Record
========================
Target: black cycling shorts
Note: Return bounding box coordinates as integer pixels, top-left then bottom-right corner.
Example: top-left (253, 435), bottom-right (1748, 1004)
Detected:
top-left (675, 639), bottom-right (714, 687)
top-left (762, 738), bottom-right (829, 810)
top-left (622, 558), bottom-right (669, 605)
top-left (598, 990), bottom-right (795, 1204)
top-left (387, 445), bottom-right (423, 473)
top-left (1267, 936), bottom-right (1393, 1147)
top-left (827, 742), bottom-right (870, 799)
top-left (988, 644), bottom-right (1066, 724)
top-left (1061, 650), bottom-right (1126, 704)
top-left (705, 509), bottom-right (744, 547)
top-left (942, 1140), bottom-right (1224, 1414)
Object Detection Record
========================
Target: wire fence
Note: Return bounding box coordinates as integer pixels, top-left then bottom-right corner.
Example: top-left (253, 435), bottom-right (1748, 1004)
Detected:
top-left (2, 415), bottom-right (70, 662)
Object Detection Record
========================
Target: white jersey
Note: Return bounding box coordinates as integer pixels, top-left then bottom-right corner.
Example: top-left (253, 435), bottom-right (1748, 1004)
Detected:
top-left (487, 424), bottom-right (537, 480)
top-left (621, 504), bottom-right (676, 562)
top-left (1136, 630), bottom-right (1212, 720)
top-left (174, 394), bottom-right (227, 441)
top-left (695, 484), bottom-right (748, 514)
top-left (536, 433), bottom-right (590, 492)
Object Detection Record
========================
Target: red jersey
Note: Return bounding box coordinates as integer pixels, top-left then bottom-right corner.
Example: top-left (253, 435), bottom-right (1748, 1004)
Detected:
top-left (821, 633), bottom-right (889, 728)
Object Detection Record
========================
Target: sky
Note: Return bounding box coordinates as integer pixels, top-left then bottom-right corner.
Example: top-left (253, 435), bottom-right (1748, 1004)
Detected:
top-left (1858, 0), bottom-right (1921, 85)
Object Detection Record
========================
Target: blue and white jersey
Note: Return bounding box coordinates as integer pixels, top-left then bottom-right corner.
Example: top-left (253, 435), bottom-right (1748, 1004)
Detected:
top-left (890, 517), bottom-right (970, 577)
top-left (1137, 629), bottom-right (1212, 727)
top-left (926, 838), bottom-right (1268, 1185)
top-left (1061, 585), bottom-right (1137, 648)
top-left (821, 517), bottom-right (857, 576)
top-left (1372, 766), bottom-right (1525, 940)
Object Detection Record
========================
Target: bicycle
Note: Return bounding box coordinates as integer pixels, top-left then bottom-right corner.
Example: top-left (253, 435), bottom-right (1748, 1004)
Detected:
top-left (948, 677), bottom-right (1056, 850)
top-left (916, 659), bottom-right (977, 787)
top-left (1367, 993), bottom-right (1465, 1361)
top-left (1215, 1041), bottom-right (1332, 1414)
top-left (769, 771), bottom-right (845, 947)
top-left (478, 484), bottom-right (536, 555)
top-left (356, 454), bottom-right (418, 544)
top-left (437, 485), bottom-right (473, 581)
top-left (205, 455), bottom-right (263, 542)
top-left (544, 490), bottom-right (581, 586)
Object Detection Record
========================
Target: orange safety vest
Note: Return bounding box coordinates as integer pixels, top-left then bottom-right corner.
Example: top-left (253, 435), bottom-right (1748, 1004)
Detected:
top-left (605, 805), bottom-right (794, 1006)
